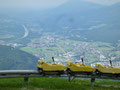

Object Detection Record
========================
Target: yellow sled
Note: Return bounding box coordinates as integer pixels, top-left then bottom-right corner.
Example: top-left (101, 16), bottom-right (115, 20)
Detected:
top-left (96, 64), bottom-right (120, 74)
top-left (67, 58), bottom-right (95, 76)
top-left (37, 57), bottom-right (66, 76)
top-left (37, 60), bottom-right (67, 72)
top-left (67, 61), bottom-right (96, 72)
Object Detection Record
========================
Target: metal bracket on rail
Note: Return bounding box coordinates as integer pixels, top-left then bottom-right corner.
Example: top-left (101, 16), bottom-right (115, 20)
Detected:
top-left (68, 74), bottom-right (75, 82)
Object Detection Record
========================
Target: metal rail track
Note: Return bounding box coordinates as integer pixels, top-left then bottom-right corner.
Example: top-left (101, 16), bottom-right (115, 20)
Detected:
top-left (0, 70), bottom-right (120, 86)
top-left (0, 70), bottom-right (39, 74)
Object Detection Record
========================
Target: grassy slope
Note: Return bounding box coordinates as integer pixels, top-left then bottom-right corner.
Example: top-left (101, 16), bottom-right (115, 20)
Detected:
top-left (0, 77), bottom-right (120, 90)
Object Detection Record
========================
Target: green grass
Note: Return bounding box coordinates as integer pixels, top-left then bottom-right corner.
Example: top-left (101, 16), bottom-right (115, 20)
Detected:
top-left (0, 34), bottom-right (14, 39)
top-left (0, 77), bottom-right (120, 90)
top-left (21, 47), bottom-right (42, 54)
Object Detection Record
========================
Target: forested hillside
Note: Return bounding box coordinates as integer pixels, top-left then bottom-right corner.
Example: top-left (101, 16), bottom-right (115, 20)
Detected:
top-left (0, 45), bottom-right (39, 70)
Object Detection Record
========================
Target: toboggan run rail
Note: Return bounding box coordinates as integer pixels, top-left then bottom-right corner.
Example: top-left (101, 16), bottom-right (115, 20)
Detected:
top-left (0, 70), bottom-right (120, 86)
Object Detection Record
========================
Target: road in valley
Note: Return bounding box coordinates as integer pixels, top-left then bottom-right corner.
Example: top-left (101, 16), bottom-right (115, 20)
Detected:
top-left (22, 25), bottom-right (29, 38)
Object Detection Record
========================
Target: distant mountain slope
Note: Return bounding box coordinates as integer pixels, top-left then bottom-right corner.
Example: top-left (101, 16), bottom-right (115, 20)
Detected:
top-left (40, 0), bottom-right (103, 28)
top-left (39, 1), bottom-right (120, 43)
top-left (0, 45), bottom-right (39, 70)
top-left (0, 0), bottom-right (120, 43)
top-left (82, 3), bottom-right (120, 43)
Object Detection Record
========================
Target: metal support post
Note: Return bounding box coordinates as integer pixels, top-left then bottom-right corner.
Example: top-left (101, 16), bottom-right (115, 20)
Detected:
top-left (90, 77), bottom-right (95, 86)
top-left (24, 77), bottom-right (29, 82)
top-left (68, 75), bottom-right (75, 82)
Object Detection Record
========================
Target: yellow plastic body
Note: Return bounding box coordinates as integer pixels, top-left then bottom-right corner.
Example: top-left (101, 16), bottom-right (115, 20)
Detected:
top-left (37, 60), bottom-right (67, 71)
top-left (96, 64), bottom-right (120, 74)
top-left (67, 61), bottom-right (96, 72)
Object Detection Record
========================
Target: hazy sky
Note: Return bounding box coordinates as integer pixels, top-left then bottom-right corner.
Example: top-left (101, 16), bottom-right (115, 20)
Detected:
top-left (86, 0), bottom-right (120, 5)
top-left (0, 0), bottom-right (68, 9)
top-left (0, 0), bottom-right (120, 9)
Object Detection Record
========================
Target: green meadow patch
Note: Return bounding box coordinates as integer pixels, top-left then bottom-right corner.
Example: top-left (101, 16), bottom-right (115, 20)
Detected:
top-left (0, 35), bottom-right (14, 39)
top-left (0, 77), bottom-right (120, 90)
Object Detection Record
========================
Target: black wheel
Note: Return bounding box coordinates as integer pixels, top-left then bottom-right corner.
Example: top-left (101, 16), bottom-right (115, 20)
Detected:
top-left (37, 67), bottom-right (43, 73)
top-left (95, 69), bottom-right (101, 76)
top-left (91, 71), bottom-right (96, 76)
top-left (58, 71), bottom-right (62, 76)
top-left (58, 71), bottom-right (64, 75)
top-left (37, 67), bottom-right (40, 70)
top-left (66, 68), bottom-right (71, 74)
top-left (115, 74), bottom-right (119, 77)
top-left (87, 72), bottom-right (92, 76)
